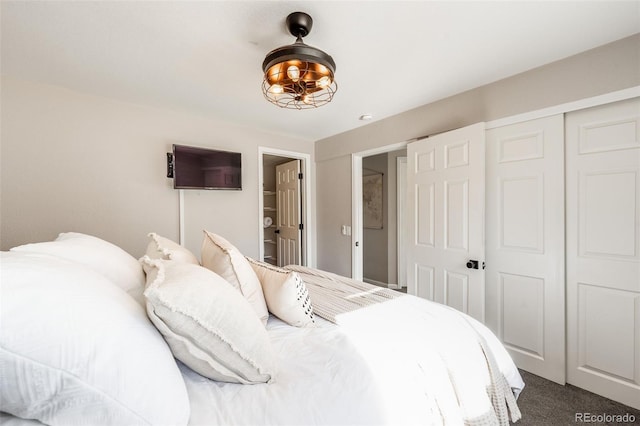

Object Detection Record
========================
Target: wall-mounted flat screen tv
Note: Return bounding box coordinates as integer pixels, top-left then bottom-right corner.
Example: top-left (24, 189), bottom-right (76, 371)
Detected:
top-left (172, 144), bottom-right (242, 190)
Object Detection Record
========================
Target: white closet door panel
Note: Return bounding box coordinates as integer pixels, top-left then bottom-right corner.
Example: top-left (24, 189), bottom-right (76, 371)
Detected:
top-left (566, 97), bottom-right (640, 410)
top-left (407, 123), bottom-right (485, 321)
top-left (500, 272), bottom-right (545, 359)
top-left (486, 114), bottom-right (565, 384)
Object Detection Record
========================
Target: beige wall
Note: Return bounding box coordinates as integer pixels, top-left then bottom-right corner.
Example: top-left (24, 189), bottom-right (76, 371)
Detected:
top-left (2, 34), bottom-right (638, 272)
top-left (315, 155), bottom-right (352, 276)
top-left (0, 78), bottom-right (314, 258)
top-left (315, 34), bottom-right (640, 275)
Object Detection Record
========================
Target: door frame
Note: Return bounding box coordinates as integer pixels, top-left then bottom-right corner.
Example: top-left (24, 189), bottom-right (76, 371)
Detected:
top-left (258, 147), bottom-right (314, 267)
top-left (396, 156), bottom-right (408, 288)
top-left (351, 141), bottom-right (409, 280)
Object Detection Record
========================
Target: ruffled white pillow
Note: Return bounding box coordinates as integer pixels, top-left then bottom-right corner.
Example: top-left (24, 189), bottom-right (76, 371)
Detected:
top-left (140, 256), bottom-right (276, 384)
top-left (145, 232), bottom-right (199, 264)
top-left (200, 230), bottom-right (269, 325)
top-left (0, 251), bottom-right (190, 425)
top-left (247, 257), bottom-right (315, 328)
top-left (10, 232), bottom-right (145, 303)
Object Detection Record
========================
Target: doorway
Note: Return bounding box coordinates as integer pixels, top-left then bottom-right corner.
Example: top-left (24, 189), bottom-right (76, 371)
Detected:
top-left (352, 142), bottom-right (408, 285)
top-left (258, 147), bottom-right (311, 267)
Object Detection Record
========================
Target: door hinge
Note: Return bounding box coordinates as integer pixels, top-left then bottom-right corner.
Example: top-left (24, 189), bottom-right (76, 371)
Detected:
top-left (299, 223), bottom-right (304, 230)
top-left (298, 173), bottom-right (303, 180)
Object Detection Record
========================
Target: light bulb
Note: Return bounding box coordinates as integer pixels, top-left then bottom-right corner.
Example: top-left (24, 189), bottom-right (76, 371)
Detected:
top-left (301, 94), bottom-right (313, 105)
top-left (268, 84), bottom-right (284, 94)
top-left (287, 65), bottom-right (300, 82)
top-left (317, 76), bottom-right (331, 88)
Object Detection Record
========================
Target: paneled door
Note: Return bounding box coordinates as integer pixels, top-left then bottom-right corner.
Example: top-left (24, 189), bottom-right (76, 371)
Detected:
top-left (406, 123), bottom-right (486, 321)
top-left (566, 98), bottom-right (640, 409)
top-left (485, 115), bottom-right (565, 384)
top-left (276, 159), bottom-right (302, 266)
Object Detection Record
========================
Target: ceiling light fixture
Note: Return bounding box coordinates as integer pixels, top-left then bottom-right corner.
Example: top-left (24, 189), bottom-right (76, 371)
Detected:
top-left (261, 12), bottom-right (337, 110)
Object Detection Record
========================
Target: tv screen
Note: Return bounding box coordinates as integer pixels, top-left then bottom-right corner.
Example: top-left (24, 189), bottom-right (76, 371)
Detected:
top-left (172, 144), bottom-right (242, 190)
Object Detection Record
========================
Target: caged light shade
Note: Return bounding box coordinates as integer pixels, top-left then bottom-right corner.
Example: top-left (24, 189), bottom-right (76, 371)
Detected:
top-left (261, 12), bottom-right (337, 109)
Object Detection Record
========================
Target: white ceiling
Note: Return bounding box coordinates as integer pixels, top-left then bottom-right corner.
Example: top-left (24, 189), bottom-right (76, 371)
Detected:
top-left (2, 1), bottom-right (638, 142)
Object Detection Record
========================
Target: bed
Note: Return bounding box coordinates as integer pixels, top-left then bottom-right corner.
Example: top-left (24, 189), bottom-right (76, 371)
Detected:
top-left (1, 231), bottom-right (524, 426)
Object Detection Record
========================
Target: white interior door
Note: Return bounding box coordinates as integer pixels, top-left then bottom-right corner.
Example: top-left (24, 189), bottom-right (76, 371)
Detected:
top-left (485, 115), bottom-right (566, 384)
top-left (406, 123), bottom-right (486, 321)
top-left (276, 160), bottom-right (302, 266)
top-left (566, 98), bottom-right (640, 409)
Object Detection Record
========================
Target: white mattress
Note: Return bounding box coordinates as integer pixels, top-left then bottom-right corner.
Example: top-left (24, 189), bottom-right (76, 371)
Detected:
top-left (183, 296), bottom-right (524, 426)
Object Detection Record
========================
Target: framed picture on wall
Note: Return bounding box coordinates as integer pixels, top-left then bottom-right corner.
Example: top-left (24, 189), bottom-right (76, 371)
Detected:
top-left (363, 172), bottom-right (383, 229)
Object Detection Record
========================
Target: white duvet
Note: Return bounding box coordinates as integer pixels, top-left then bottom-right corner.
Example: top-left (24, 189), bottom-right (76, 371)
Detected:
top-left (1, 260), bottom-right (524, 426)
top-left (182, 297), bottom-right (524, 426)
top-left (1, 306), bottom-right (524, 426)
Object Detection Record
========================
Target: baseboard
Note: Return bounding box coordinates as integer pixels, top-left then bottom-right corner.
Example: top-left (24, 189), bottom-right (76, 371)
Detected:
top-left (363, 277), bottom-right (388, 287)
top-left (363, 278), bottom-right (406, 290)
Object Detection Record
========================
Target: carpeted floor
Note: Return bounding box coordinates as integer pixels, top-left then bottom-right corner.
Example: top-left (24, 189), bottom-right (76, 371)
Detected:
top-left (513, 370), bottom-right (640, 425)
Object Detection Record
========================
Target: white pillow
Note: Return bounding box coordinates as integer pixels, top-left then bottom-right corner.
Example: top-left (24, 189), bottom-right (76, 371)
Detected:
top-left (140, 256), bottom-right (276, 384)
top-left (145, 232), bottom-right (199, 264)
top-left (10, 232), bottom-right (145, 303)
top-left (200, 230), bottom-right (269, 325)
top-left (247, 257), bottom-right (315, 328)
top-left (0, 251), bottom-right (190, 426)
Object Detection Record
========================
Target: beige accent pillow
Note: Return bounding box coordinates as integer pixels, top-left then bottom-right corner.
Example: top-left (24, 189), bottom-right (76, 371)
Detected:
top-left (140, 256), bottom-right (276, 384)
top-left (247, 258), bottom-right (315, 328)
top-left (201, 230), bottom-right (269, 325)
top-left (145, 232), bottom-right (199, 264)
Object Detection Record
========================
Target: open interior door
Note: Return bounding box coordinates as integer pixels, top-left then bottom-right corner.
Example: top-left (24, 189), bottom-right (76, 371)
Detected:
top-left (406, 123), bottom-right (486, 321)
top-left (276, 159), bottom-right (302, 266)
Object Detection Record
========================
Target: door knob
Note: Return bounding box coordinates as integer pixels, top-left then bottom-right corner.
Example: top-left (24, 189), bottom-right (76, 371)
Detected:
top-left (466, 259), bottom-right (479, 269)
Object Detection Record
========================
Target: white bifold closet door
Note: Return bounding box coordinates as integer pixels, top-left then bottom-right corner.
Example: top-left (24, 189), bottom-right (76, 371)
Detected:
top-left (485, 115), bottom-right (566, 384)
top-left (407, 123), bottom-right (486, 322)
top-left (566, 98), bottom-right (640, 410)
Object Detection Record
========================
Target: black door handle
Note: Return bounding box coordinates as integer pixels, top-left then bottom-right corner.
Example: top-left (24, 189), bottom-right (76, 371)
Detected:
top-left (275, 229), bottom-right (280, 234)
top-left (466, 260), bottom-right (479, 269)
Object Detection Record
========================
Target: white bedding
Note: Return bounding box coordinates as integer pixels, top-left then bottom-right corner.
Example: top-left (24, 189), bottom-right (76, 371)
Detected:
top-left (1, 245), bottom-right (524, 425)
top-left (295, 266), bottom-right (523, 391)
top-left (182, 296), bottom-right (524, 426)
top-left (183, 316), bottom-right (390, 425)
top-left (1, 286), bottom-right (524, 426)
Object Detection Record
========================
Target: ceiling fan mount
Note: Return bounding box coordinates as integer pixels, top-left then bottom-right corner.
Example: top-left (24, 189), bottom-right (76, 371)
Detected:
top-left (286, 12), bottom-right (313, 39)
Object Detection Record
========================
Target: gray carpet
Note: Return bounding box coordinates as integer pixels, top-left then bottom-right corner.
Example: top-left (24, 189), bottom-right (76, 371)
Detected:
top-left (513, 370), bottom-right (640, 425)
